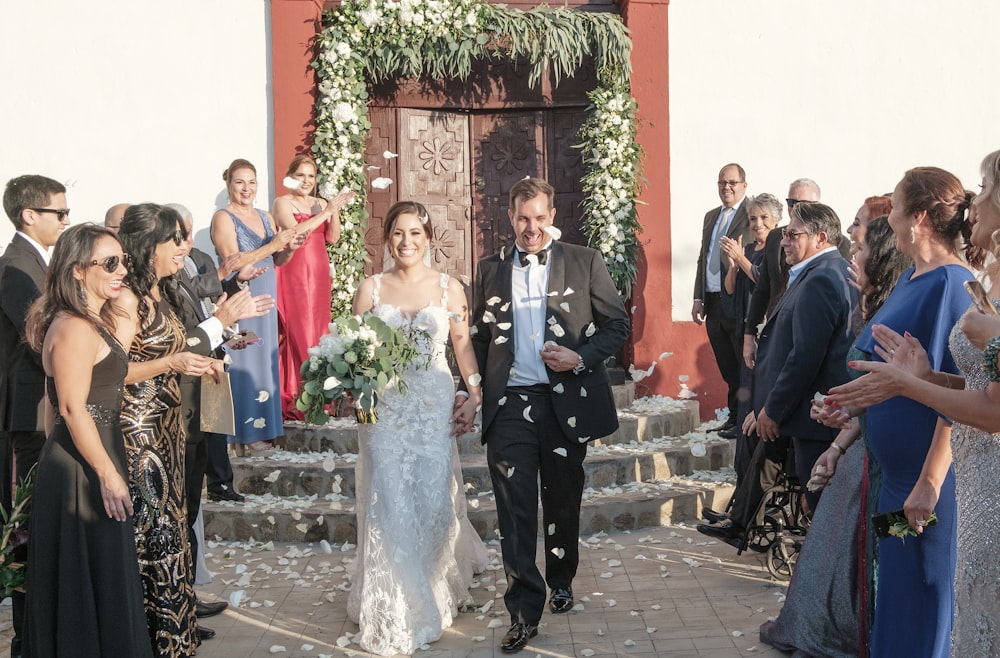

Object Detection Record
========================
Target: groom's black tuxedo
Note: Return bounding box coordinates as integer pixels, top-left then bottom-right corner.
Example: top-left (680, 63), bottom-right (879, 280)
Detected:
top-left (470, 239), bottom-right (629, 626)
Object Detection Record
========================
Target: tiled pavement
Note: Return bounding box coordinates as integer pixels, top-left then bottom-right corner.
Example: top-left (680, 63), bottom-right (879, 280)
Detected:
top-left (0, 522), bottom-right (789, 658)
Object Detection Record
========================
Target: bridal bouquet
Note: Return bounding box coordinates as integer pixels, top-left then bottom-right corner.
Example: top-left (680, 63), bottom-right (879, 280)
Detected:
top-left (296, 313), bottom-right (427, 424)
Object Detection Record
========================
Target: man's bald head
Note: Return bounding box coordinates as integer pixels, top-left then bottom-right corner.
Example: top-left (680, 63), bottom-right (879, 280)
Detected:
top-left (104, 203), bottom-right (130, 233)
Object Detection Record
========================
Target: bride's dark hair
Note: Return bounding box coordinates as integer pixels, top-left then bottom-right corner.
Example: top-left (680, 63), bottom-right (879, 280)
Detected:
top-left (383, 201), bottom-right (432, 243)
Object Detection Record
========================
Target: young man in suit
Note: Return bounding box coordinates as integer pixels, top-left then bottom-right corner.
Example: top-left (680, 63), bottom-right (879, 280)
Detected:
top-left (465, 178), bottom-right (629, 653)
top-left (692, 164), bottom-right (754, 438)
top-left (0, 174), bottom-right (69, 658)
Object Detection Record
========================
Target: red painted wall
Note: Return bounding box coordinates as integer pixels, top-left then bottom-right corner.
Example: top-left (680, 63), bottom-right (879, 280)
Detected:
top-left (270, 0), bottom-right (726, 420)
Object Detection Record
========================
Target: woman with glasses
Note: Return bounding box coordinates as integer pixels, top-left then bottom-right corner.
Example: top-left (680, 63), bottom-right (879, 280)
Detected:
top-left (211, 158), bottom-right (295, 453)
top-left (117, 204), bottom-right (223, 656)
top-left (22, 224), bottom-right (153, 657)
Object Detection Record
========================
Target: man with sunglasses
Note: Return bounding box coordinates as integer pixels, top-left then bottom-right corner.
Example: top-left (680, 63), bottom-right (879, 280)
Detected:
top-left (693, 163), bottom-right (753, 439)
top-left (0, 174), bottom-right (70, 658)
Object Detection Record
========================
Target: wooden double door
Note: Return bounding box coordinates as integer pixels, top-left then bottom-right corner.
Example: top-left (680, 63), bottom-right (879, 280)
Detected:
top-left (363, 107), bottom-right (589, 281)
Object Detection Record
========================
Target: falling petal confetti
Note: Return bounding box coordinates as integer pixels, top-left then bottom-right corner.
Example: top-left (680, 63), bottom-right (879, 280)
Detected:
top-left (323, 457), bottom-right (336, 473)
top-left (543, 225), bottom-right (562, 240)
top-left (482, 311), bottom-right (496, 323)
top-left (580, 387), bottom-right (588, 398)
top-left (564, 287), bottom-right (575, 296)
top-left (559, 302), bottom-right (571, 312)
top-left (187, 337), bottom-right (202, 347)
top-left (323, 376), bottom-right (341, 390)
top-left (629, 362), bottom-right (656, 382)
top-left (383, 150), bottom-right (398, 159)
top-left (550, 324), bottom-right (566, 337)
top-left (494, 336), bottom-right (508, 345)
top-left (486, 296), bottom-right (501, 306)
top-left (553, 447), bottom-right (567, 457)
top-left (507, 466), bottom-right (516, 478)
top-left (585, 322), bottom-right (596, 337)
top-left (552, 383), bottom-right (565, 394)
top-left (468, 373), bottom-right (482, 387)
top-left (498, 396), bottom-right (507, 406)
top-left (282, 176), bottom-right (303, 190)
top-left (578, 436), bottom-right (591, 443)
top-left (371, 177), bottom-right (393, 190)
top-left (659, 352), bottom-right (673, 360)
top-left (264, 470), bottom-right (281, 483)
top-left (567, 417), bottom-right (577, 428)
top-left (252, 418), bottom-right (267, 429)
top-left (500, 302), bottom-right (511, 312)
top-left (548, 523), bottom-right (556, 535)
top-left (256, 391), bottom-right (270, 402)
top-left (523, 406), bottom-right (534, 422)
top-left (496, 322), bottom-right (511, 330)
top-left (551, 547), bottom-right (565, 559)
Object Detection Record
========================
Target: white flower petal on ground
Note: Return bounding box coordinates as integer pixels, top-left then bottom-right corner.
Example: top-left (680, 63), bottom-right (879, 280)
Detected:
top-left (647, 627), bottom-right (657, 634)
top-left (268, 645), bottom-right (287, 653)
top-left (581, 649), bottom-right (597, 656)
top-left (472, 636), bottom-right (486, 642)
top-left (487, 619), bottom-right (504, 629)
top-left (732, 630), bottom-right (744, 637)
top-left (229, 589), bottom-right (246, 607)
top-left (468, 498), bottom-right (479, 509)
top-left (551, 547), bottom-right (565, 559)
top-left (571, 603), bottom-right (585, 611)
top-left (607, 559), bottom-right (621, 567)
top-left (599, 571), bottom-right (613, 578)
top-left (371, 177), bottom-right (393, 190)
top-left (523, 406), bottom-right (533, 422)
top-left (690, 442), bottom-right (707, 457)
top-left (553, 447), bottom-right (567, 457)
top-left (608, 599), bottom-right (617, 607)
top-left (264, 470), bottom-right (281, 483)
top-left (624, 639), bottom-right (636, 647)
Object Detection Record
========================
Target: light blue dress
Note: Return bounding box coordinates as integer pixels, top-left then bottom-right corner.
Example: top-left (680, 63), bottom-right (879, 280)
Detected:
top-left (221, 208), bottom-right (282, 444)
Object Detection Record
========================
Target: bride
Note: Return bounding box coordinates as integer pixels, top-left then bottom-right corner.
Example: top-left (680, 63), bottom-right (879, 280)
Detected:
top-left (347, 201), bottom-right (488, 656)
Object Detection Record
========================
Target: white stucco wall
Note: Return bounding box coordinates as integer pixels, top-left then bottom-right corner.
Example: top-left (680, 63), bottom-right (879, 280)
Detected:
top-left (0, 0), bottom-right (272, 254)
top-left (668, 0), bottom-right (1000, 320)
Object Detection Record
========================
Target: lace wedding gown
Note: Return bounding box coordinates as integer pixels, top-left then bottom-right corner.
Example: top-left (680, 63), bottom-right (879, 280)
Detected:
top-left (347, 273), bottom-right (488, 656)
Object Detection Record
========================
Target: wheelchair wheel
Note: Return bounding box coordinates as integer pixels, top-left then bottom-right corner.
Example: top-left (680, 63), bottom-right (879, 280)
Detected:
top-left (744, 509), bottom-right (781, 554)
top-left (766, 537), bottom-right (796, 580)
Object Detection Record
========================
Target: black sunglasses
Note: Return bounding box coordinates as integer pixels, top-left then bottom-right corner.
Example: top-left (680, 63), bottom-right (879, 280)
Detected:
top-left (171, 230), bottom-right (185, 246)
top-left (30, 207), bottom-right (70, 221)
top-left (89, 253), bottom-right (131, 273)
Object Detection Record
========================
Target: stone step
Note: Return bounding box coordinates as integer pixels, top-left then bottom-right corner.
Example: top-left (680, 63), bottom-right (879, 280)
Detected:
top-left (279, 388), bottom-right (696, 456)
top-left (202, 473), bottom-right (736, 545)
top-left (229, 436), bottom-right (734, 499)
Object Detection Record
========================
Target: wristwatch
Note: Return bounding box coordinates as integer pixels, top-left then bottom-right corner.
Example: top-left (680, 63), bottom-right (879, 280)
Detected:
top-left (572, 356), bottom-right (586, 375)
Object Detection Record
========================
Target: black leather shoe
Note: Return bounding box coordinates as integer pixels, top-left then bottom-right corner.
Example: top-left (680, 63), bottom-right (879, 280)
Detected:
top-left (500, 623), bottom-right (537, 653)
top-left (197, 626), bottom-right (216, 640)
top-left (701, 508), bottom-right (730, 524)
top-left (719, 428), bottom-right (739, 439)
top-left (195, 600), bottom-right (228, 618)
top-left (549, 587), bottom-right (574, 613)
top-left (696, 518), bottom-right (744, 541)
top-left (207, 485), bottom-right (245, 502)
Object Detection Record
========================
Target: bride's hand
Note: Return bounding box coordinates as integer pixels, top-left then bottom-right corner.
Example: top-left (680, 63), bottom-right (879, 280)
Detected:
top-left (450, 395), bottom-right (480, 436)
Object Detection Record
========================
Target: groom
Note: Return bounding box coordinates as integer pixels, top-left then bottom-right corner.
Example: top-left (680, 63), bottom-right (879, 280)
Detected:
top-left (465, 178), bottom-right (629, 652)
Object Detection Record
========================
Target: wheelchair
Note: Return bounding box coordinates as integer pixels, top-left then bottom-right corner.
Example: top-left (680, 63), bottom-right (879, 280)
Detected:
top-left (735, 463), bottom-right (811, 581)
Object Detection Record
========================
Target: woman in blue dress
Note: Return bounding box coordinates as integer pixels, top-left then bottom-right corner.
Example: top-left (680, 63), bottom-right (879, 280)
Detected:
top-left (211, 159), bottom-right (296, 452)
top-left (830, 167), bottom-right (978, 657)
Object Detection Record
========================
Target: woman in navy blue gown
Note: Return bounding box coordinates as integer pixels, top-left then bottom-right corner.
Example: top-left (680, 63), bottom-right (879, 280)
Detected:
top-left (848, 167), bottom-right (978, 657)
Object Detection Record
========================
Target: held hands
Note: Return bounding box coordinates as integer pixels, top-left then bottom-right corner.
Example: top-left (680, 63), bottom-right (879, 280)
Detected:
top-left (100, 470), bottom-right (134, 522)
top-left (540, 343), bottom-right (580, 372)
top-left (960, 308), bottom-right (1000, 350)
top-left (450, 392), bottom-right (481, 436)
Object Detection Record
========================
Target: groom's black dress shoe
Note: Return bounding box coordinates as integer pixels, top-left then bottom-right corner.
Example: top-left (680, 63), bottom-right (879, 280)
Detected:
top-left (701, 508), bottom-right (730, 524)
top-left (549, 587), bottom-right (574, 613)
top-left (696, 518), bottom-right (744, 541)
top-left (500, 623), bottom-right (537, 653)
top-left (197, 626), bottom-right (216, 640)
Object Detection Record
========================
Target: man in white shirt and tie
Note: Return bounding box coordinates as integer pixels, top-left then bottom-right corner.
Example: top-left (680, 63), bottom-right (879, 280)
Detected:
top-left (692, 163), bottom-right (753, 438)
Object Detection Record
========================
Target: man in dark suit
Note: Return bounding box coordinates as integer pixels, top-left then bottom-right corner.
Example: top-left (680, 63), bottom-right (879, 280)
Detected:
top-left (700, 202), bottom-right (855, 543)
top-left (693, 163), bottom-right (753, 438)
top-left (165, 204), bottom-right (272, 621)
top-left (465, 178), bottom-right (629, 653)
top-left (0, 174), bottom-right (69, 657)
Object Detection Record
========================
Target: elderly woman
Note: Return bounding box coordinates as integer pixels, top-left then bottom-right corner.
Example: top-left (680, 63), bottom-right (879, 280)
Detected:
top-left (720, 193), bottom-right (780, 479)
top-left (821, 167), bottom-right (978, 657)
top-left (22, 224), bottom-right (153, 657)
top-left (117, 204), bottom-right (223, 656)
top-left (211, 158), bottom-right (295, 452)
top-left (830, 150), bottom-right (1000, 658)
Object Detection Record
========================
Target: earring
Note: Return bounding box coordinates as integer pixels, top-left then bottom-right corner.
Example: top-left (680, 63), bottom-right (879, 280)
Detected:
top-left (910, 226), bottom-right (916, 244)
top-left (78, 281), bottom-right (88, 307)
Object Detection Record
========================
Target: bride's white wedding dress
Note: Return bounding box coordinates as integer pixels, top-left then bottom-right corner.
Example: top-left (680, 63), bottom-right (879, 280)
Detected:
top-left (347, 273), bottom-right (489, 656)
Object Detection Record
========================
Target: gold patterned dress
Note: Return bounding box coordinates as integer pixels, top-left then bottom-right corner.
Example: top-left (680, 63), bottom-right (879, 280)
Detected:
top-left (121, 296), bottom-right (200, 656)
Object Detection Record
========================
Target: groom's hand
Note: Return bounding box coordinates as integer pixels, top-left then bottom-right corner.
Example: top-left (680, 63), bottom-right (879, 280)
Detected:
top-left (540, 343), bottom-right (580, 372)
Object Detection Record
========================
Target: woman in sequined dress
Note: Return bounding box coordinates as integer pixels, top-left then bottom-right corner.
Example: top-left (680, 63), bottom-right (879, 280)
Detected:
top-left (116, 205), bottom-right (223, 656)
top-left (831, 151), bottom-right (1000, 657)
top-left (22, 224), bottom-right (153, 657)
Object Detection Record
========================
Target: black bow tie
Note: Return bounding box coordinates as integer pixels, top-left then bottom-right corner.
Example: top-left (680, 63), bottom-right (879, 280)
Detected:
top-left (517, 249), bottom-right (548, 266)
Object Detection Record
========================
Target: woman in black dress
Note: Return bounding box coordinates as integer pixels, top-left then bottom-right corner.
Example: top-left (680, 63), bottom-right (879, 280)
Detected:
top-left (22, 223), bottom-right (153, 657)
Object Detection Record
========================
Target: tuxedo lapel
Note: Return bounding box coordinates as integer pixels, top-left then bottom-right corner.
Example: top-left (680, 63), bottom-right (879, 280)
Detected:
top-left (545, 242), bottom-right (567, 331)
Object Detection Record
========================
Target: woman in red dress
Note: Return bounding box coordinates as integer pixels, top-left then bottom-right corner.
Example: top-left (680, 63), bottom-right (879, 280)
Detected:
top-left (273, 154), bottom-right (352, 420)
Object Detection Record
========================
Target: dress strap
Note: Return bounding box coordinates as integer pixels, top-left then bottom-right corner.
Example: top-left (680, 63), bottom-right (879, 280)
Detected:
top-left (438, 273), bottom-right (450, 308)
top-left (372, 273), bottom-right (382, 306)
top-left (256, 209), bottom-right (274, 238)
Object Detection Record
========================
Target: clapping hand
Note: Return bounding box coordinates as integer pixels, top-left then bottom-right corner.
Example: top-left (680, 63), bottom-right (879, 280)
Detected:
top-left (960, 307), bottom-right (1000, 350)
top-left (720, 235), bottom-right (743, 262)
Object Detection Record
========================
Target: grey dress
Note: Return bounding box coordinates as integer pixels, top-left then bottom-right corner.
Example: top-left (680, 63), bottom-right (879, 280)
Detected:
top-left (948, 309), bottom-right (1000, 658)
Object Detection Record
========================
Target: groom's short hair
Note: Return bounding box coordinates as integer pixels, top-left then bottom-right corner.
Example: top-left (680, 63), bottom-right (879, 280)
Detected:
top-left (509, 178), bottom-right (555, 211)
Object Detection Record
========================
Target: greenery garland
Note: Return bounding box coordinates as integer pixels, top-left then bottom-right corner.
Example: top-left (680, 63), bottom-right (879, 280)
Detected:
top-left (313, 0), bottom-right (643, 314)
